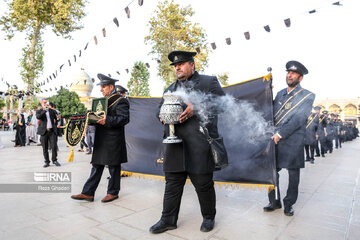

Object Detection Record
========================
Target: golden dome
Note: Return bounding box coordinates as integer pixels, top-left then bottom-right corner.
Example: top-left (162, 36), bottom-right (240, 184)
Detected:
top-left (70, 69), bottom-right (93, 97)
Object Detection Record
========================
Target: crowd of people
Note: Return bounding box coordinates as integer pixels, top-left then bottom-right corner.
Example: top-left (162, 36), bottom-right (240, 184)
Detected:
top-left (304, 108), bottom-right (359, 164)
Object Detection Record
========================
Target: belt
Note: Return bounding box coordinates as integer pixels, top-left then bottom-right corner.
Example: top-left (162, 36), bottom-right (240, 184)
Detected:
top-left (47, 128), bottom-right (53, 132)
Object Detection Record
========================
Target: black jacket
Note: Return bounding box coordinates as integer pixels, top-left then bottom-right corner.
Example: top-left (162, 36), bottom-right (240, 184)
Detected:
top-left (36, 108), bottom-right (58, 136)
top-left (91, 93), bottom-right (130, 166)
top-left (159, 71), bottom-right (225, 174)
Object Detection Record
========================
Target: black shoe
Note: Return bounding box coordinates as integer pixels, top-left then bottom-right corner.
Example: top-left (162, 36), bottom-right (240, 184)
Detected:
top-left (200, 218), bottom-right (215, 232)
top-left (321, 154), bottom-right (325, 157)
top-left (149, 219), bottom-right (177, 234)
top-left (329, 150), bottom-right (333, 153)
top-left (315, 154), bottom-right (320, 157)
top-left (263, 201), bottom-right (282, 212)
top-left (53, 161), bottom-right (61, 166)
top-left (310, 159), bottom-right (315, 164)
top-left (43, 163), bottom-right (50, 168)
top-left (305, 159), bottom-right (310, 162)
top-left (284, 206), bottom-right (294, 216)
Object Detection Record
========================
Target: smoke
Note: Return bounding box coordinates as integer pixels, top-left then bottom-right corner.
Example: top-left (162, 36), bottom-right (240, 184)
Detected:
top-left (168, 87), bottom-right (274, 146)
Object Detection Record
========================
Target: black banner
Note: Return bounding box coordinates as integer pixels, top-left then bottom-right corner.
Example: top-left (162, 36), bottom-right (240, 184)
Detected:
top-left (123, 75), bottom-right (276, 187)
top-left (64, 114), bottom-right (87, 147)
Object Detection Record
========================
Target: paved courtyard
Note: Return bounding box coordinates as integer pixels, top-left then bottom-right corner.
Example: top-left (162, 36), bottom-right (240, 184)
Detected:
top-left (0, 130), bottom-right (359, 240)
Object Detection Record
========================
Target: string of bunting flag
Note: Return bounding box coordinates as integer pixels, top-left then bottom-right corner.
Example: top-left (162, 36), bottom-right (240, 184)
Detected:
top-left (0, 0), bottom-right (344, 97)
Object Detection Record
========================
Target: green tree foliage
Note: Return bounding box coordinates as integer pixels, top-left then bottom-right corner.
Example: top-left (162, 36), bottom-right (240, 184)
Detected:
top-left (23, 95), bottom-right (40, 110)
top-left (0, 98), bottom-right (5, 118)
top-left (0, 0), bottom-right (87, 95)
top-left (216, 72), bottom-right (229, 86)
top-left (127, 61), bottom-right (151, 97)
top-left (145, 0), bottom-right (210, 88)
top-left (49, 88), bottom-right (86, 119)
top-left (0, 98), bottom-right (5, 109)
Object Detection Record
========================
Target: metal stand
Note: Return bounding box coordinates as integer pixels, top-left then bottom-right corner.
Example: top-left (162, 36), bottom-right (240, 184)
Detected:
top-left (163, 124), bottom-right (182, 143)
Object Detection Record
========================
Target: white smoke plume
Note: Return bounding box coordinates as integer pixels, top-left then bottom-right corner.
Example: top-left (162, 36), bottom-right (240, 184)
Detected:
top-left (168, 87), bottom-right (274, 146)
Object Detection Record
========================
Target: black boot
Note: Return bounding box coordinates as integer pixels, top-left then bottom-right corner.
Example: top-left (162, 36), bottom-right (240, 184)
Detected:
top-left (200, 218), bottom-right (215, 232)
top-left (263, 201), bottom-right (282, 212)
top-left (149, 219), bottom-right (177, 234)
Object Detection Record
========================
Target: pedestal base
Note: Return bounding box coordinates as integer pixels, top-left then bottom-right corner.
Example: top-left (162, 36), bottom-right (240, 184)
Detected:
top-left (163, 136), bottom-right (182, 144)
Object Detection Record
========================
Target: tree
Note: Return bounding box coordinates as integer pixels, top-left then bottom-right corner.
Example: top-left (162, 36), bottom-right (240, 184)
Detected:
top-left (0, 0), bottom-right (87, 95)
top-left (145, 0), bottom-right (210, 88)
top-left (23, 95), bottom-right (40, 110)
top-left (0, 98), bottom-right (5, 119)
top-left (127, 61), bottom-right (151, 97)
top-left (217, 72), bottom-right (229, 86)
top-left (49, 88), bottom-right (86, 119)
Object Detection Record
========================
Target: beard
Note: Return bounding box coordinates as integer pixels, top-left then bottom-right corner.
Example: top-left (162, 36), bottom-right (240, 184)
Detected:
top-left (286, 76), bottom-right (301, 88)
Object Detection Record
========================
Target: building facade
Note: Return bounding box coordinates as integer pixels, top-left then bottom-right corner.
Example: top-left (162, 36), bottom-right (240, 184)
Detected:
top-left (314, 98), bottom-right (360, 126)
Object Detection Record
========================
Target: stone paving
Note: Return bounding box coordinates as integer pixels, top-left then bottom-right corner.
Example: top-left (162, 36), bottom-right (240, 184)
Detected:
top-left (0, 130), bottom-right (359, 240)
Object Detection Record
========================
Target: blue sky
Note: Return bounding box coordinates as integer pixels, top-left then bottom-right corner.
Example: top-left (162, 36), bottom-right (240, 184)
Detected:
top-left (0, 0), bottom-right (359, 99)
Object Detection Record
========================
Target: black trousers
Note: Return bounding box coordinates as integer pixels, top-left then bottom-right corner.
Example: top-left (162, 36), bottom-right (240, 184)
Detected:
top-left (268, 168), bottom-right (300, 208)
top-left (161, 172), bottom-right (216, 224)
top-left (315, 140), bottom-right (320, 155)
top-left (81, 164), bottom-right (121, 196)
top-left (335, 135), bottom-right (341, 148)
top-left (41, 129), bottom-right (57, 163)
top-left (326, 137), bottom-right (333, 152)
top-left (304, 145), bottom-right (314, 160)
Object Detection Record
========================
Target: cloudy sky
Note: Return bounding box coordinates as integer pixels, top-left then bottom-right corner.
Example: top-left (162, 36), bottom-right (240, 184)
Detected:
top-left (0, 0), bottom-right (359, 100)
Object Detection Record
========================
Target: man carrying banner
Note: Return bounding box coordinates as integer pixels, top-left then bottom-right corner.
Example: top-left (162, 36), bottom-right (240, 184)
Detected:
top-left (264, 61), bottom-right (315, 216)
top-left (71, 74), bottom-right (129, 203)
top-left (149, 50), bottom-right (225, 234)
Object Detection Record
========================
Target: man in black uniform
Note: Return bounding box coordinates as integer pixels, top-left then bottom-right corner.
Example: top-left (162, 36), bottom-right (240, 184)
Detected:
top-left (304, 107), bottom-right (319, 164)
top-left (318, 110), bottom-right (328, 157)
top-left (71, 74), bottom-right (130, 202)
top-left (325, 113), bottom-right (335, 153)
top-left (149, 50), bottom-right (225, 233)
top-left (313, 106), bottom-right (321, 157)
top-left (334, 114), bottom-right (341, 149)
top-left (263, 61), bottom-right (315, 216)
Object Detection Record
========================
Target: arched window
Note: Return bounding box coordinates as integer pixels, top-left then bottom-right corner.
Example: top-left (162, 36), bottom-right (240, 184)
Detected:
top-left (344, 104), bottom-right (357, 116)
top-left (329, 104), bottom-right (341, 114)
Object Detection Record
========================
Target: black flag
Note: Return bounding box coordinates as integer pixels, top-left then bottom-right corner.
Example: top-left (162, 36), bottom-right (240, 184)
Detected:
top-left (125, 7), bottom-right (130, 18)
top-left (264, 25), bottom-right (271, 32)
top-left (102, 28), bottom-right (106, 37)
top-left (94, 36), bottom-right (98, 45)
top-left (244, 32), bottom-right (250, 40)
top-left (113, 17), bottom-right (119, 27)
top-left (211, 42), bottom-right (217, 50)
top-left (284, 18), bottom-right (291, 27)
top-left (226, 37), bottom-right (231, 45)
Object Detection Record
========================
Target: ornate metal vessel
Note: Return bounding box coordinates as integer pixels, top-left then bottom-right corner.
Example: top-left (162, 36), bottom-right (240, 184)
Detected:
top-left (159, 93), bottom-right (183, 143)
